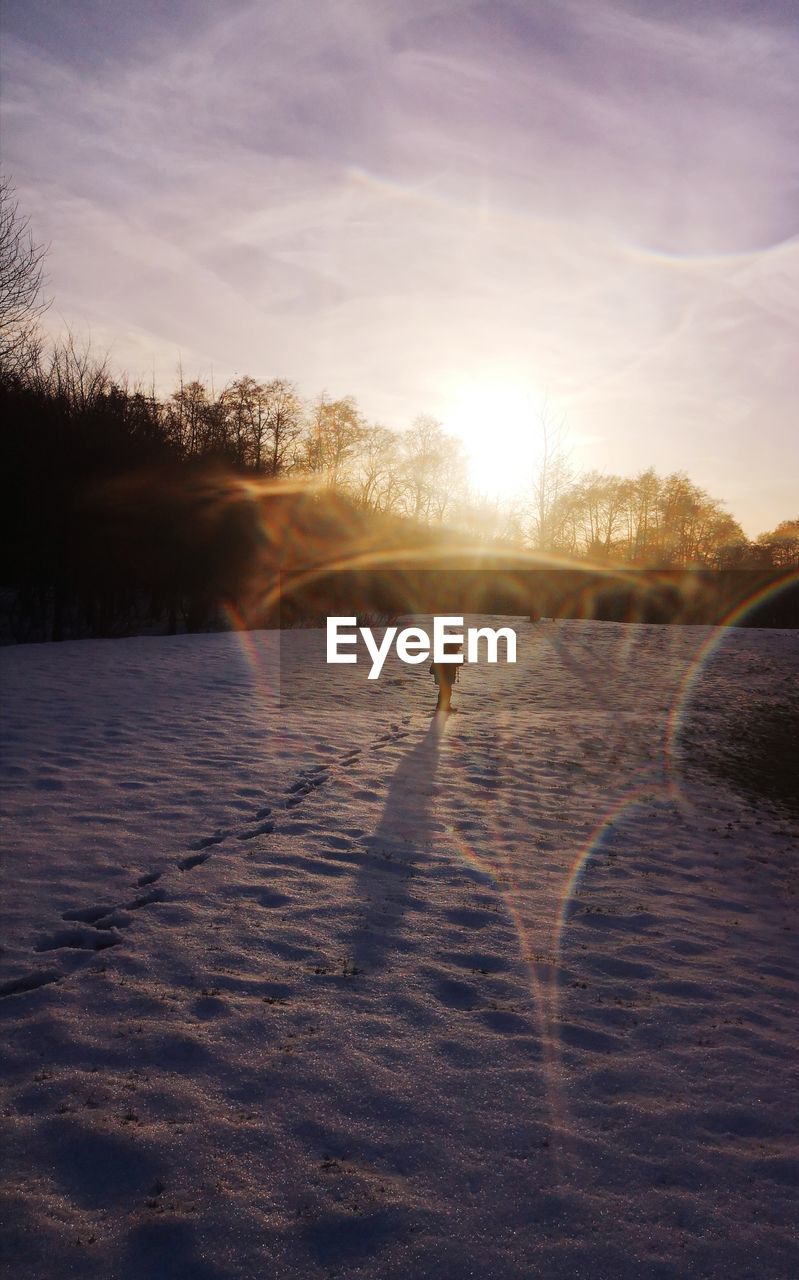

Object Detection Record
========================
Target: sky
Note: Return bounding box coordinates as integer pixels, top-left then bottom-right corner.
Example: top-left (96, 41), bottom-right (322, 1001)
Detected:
top-left (1, 0), bottom-right (797, 533)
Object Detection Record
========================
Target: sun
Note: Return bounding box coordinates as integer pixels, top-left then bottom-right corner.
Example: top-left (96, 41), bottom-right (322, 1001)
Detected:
top-left (441, 379), bottom-right (549, 499)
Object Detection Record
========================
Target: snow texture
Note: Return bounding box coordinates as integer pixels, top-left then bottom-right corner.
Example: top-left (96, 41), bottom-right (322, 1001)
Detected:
top-left (1, 619), bottom-right (797, 1280)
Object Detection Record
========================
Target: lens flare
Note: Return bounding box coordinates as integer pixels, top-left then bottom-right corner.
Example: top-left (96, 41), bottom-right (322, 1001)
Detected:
top-left (664, 569), bottom-right (799, 808)
top-left (214, 484), bottom-right (795, 1176)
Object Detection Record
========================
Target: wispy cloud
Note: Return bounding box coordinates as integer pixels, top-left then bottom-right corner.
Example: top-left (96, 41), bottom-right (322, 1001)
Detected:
top-left (1, 0), bottom-right (797, 531)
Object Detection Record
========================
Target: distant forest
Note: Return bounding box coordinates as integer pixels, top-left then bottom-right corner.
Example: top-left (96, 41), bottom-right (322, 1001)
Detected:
top-left (1, 180), bottom-right (797, 642)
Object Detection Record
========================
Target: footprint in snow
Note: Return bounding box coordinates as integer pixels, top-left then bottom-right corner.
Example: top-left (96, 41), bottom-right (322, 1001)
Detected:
top-left (61, 904), bottom-right (117, 925)
top-left (238, 820), bottom-right (276, 840)
top-left (136, 870), bottom-right (161, 887)
top-left (125, 888), bottom-right (167, 911)
top-left (0, 970), bottom-right (61, 1000)
top-left (178, 851), bottom-right (211, 871)
top-left (188, 831), bottom-right (227, 851)
top-left (35, 927), bottom-right (122, 953)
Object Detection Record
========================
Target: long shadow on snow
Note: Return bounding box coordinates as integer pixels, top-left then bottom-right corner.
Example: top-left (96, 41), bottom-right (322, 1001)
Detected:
top-left (349, 717), bottom-right (444, 973)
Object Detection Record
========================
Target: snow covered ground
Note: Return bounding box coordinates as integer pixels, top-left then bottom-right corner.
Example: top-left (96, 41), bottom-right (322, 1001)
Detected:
top-left (1, 619), bottom-right (797, 1280)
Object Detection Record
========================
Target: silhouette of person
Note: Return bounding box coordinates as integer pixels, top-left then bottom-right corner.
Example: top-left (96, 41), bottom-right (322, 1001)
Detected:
top-left (430, 642), bottom-right (463, 715)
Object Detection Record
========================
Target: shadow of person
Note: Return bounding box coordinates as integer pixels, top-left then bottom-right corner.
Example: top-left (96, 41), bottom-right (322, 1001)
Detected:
top-left (348, 717), bottom-right (446, 973)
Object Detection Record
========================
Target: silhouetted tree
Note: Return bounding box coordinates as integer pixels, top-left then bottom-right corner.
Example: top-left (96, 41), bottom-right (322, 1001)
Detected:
top-left (262, 378), bottom-right (304, 476)
top-left (0, 178), bottom-right (48, 379)
top-left (756, 518), bottom-right (799, 568)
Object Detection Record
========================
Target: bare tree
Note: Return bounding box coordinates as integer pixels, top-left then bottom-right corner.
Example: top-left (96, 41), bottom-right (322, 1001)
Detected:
top-left (0, 178), bottom-right (49, 378)
top-left (429, 434), bottom-right (468, 523)
top-left (577, 471), bottom-right (628, 561)
top-left (38, 333), bottom-right (111, 411)
top-left (168, 375), bottom-right (207, 455)
top-left (755, 518), bottom-right (799, 568)
top-left (301, 394), bottom-right (366, 487)
top-left (352, 424), bottom-right (404, 511)
top-left (262, 378), bottom-right (304, 476)
top-left (401, 415), bottom-right (460, 522)
top-left (530, 401), bottom-right (573, 551)
top-left (219, 375), bottom-right (260, 467)
top-left (217, 376), bottom-right (303, 473)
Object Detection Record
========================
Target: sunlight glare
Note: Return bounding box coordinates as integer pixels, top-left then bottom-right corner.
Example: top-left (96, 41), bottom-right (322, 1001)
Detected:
top-left (442, 380), bottom-right (549, 499)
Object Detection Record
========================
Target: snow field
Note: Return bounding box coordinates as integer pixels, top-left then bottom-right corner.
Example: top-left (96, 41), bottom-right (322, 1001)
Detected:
top-left (1, 620), bottom-right (797, 1279)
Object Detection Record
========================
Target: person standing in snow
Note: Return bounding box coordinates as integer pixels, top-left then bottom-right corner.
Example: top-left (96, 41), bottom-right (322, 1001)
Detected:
top-left (430, 643), bottom-right (463, 715)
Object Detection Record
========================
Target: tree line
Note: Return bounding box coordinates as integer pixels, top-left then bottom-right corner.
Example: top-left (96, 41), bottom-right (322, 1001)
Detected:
top-left (12, 337), bottom-right (795, 559)
top-left (0, 180), bottom-right (795, 641)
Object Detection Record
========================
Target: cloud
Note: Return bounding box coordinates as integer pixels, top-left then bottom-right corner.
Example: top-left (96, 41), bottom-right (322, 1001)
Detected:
top-left (1, 0), bottom-right (797, 532)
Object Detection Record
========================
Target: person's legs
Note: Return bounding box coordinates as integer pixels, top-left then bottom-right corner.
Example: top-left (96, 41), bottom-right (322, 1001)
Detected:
top-left (435, 669), bottom-right (453, 714)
